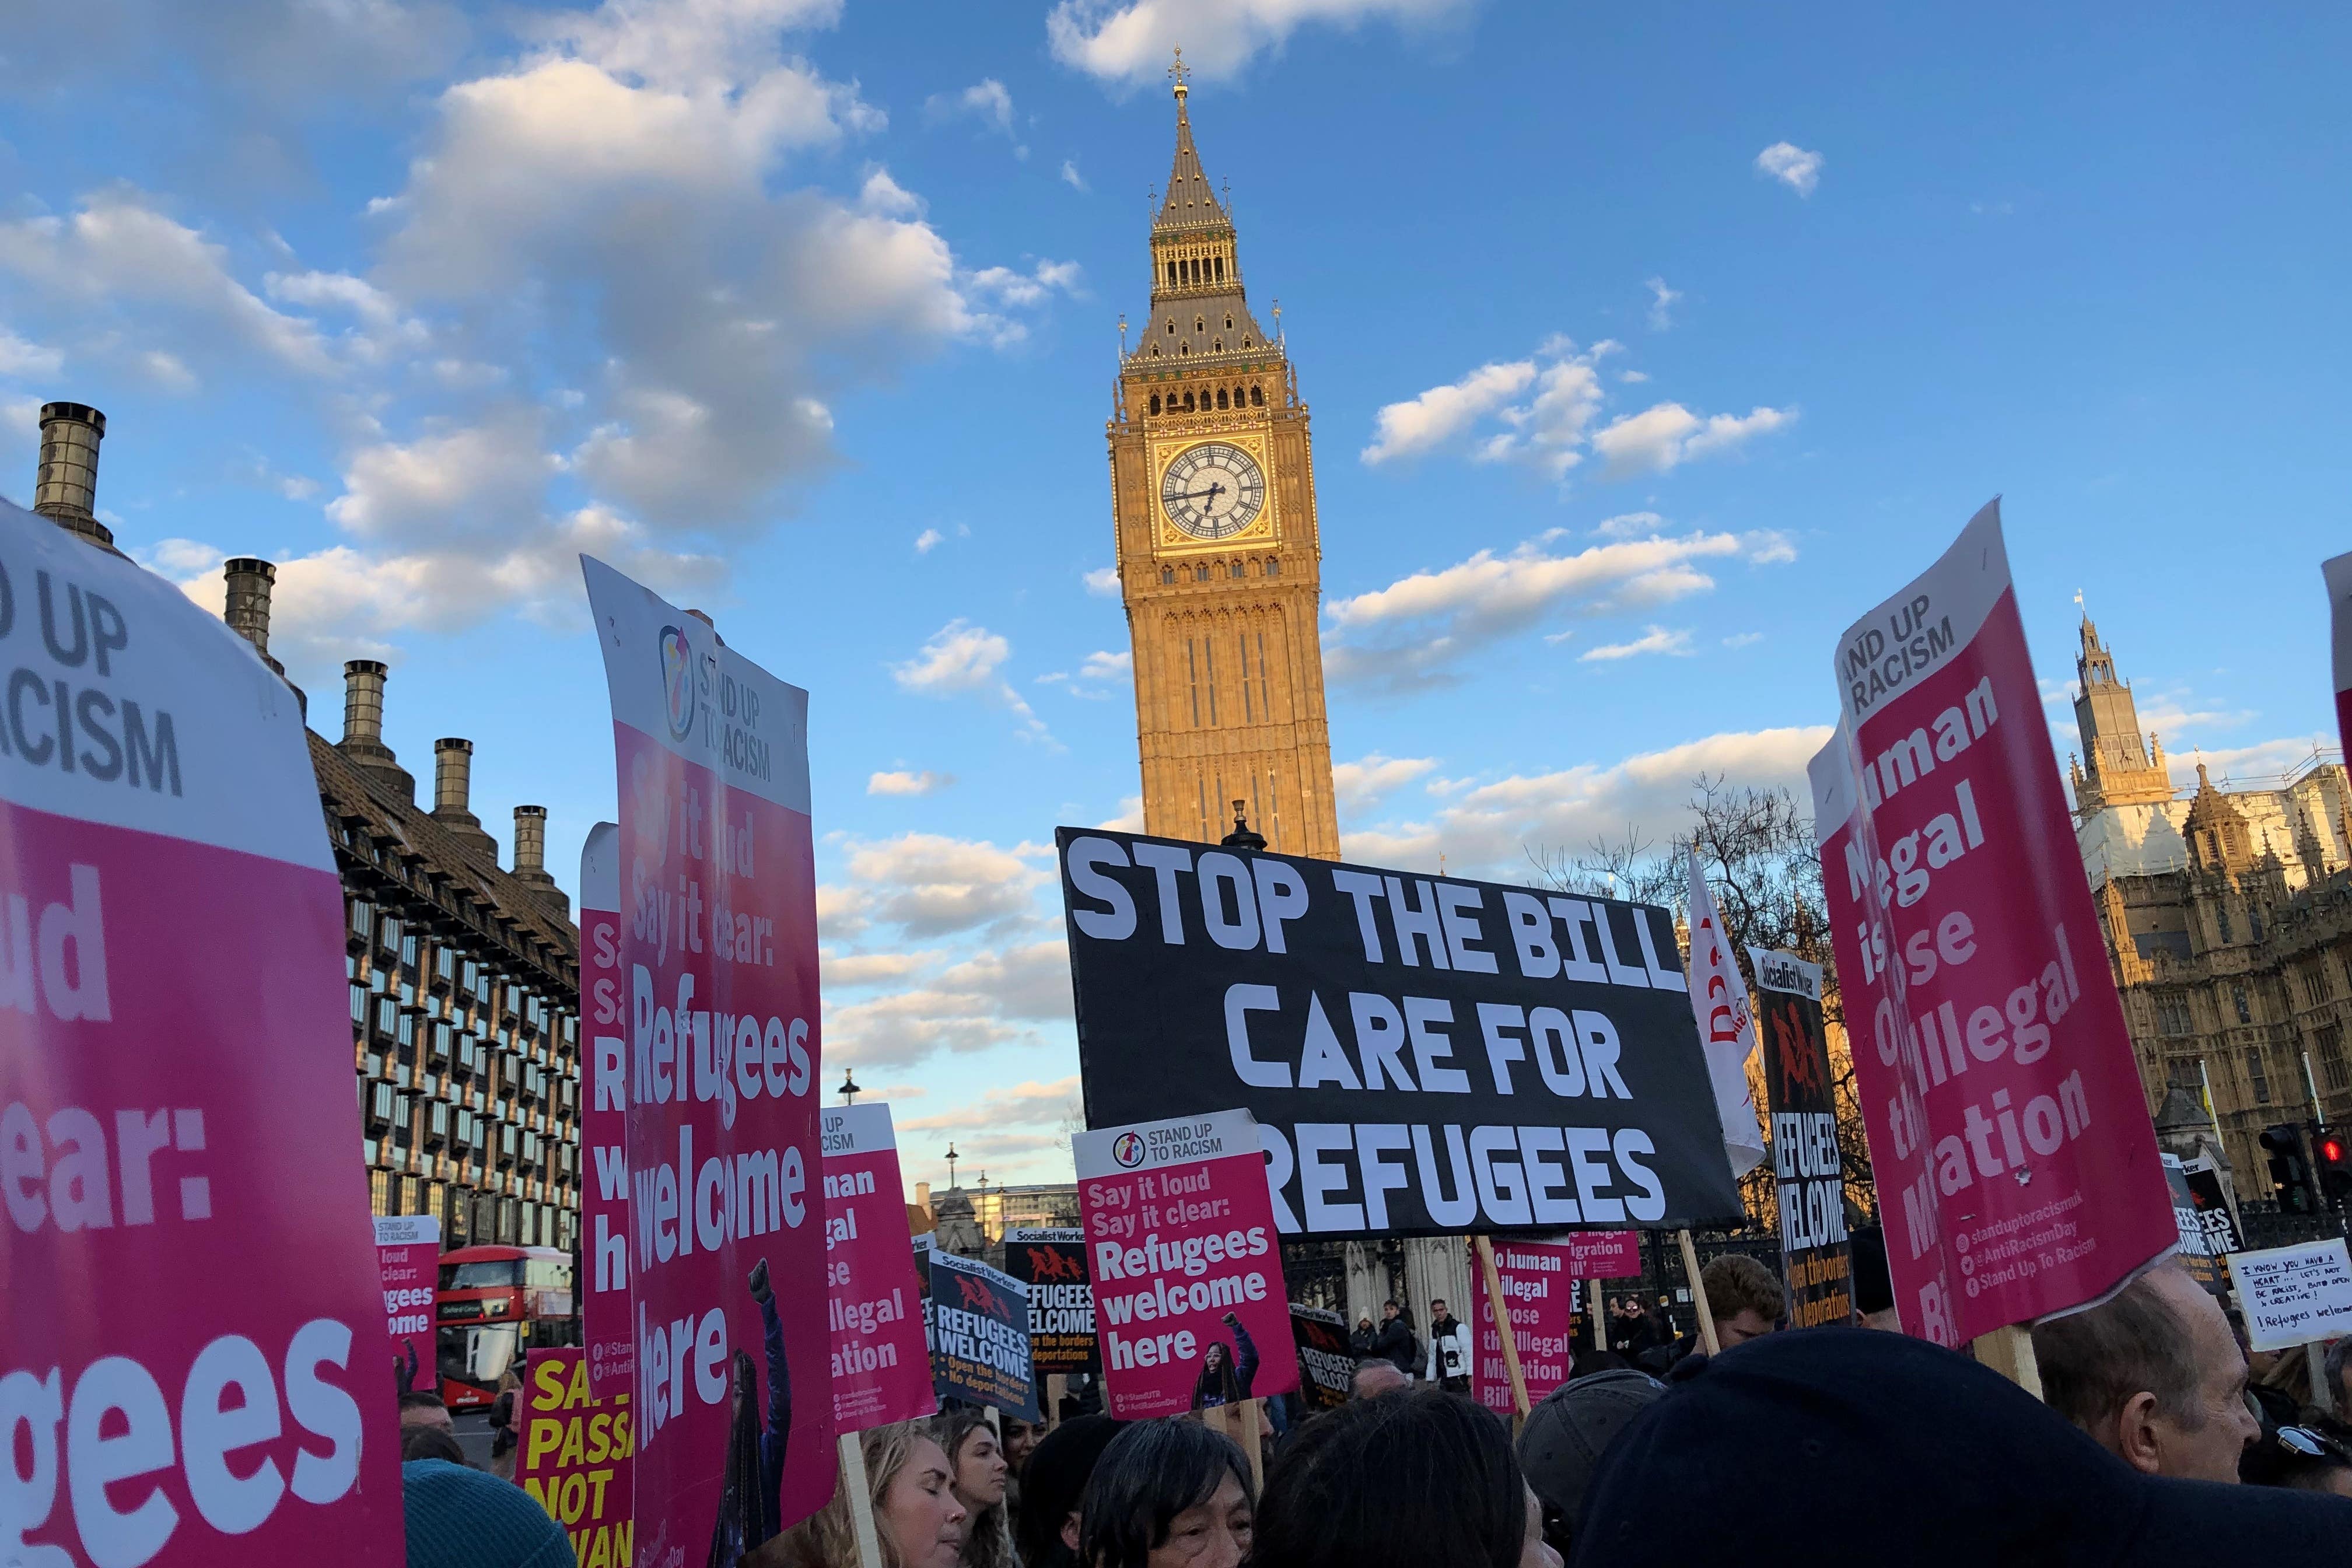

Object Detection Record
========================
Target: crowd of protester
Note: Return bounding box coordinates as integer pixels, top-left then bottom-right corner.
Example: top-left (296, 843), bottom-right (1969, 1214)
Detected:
top-left (398, 1227), bottom-right (2352, 1567)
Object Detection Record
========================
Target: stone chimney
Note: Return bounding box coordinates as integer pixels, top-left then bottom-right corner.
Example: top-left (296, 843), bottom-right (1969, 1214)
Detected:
top-left (33, 402), bottom-right (113, 551)
top-left (430, 738), bottom-right (498, 860)
top-left (223, 558), bottom-right (286, 674)
top-left (510, 805), bottom-right (569, 917)
top-left (339, 659), bottom-right (414, 799)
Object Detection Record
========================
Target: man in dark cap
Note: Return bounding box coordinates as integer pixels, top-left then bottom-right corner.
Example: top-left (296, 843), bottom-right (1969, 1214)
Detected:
top-left (1518, 1368), bottom-right (1669, 1559)
top-left (1573, 1326), bottom-right (2351, 1565)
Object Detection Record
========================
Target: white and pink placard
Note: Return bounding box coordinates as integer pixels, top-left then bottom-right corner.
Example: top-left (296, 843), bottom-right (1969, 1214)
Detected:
top-left (1, 499), bottom-right (400, 1566)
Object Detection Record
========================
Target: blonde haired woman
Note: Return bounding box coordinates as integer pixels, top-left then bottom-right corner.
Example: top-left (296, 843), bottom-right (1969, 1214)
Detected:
top-left (761, 1420), bottom-right (969, 1568)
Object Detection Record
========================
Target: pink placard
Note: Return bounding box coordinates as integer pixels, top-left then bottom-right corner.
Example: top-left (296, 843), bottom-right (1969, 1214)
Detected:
top-left (579, 822), bottom-right (635, 1401)
top-left (1073, 1109), bottom-right (1300, 1419)
top-left (820, 1103), bottom-right (935, 1431)
top-left (376, 1213), bottom-right (442, 1402)
top-left (1551, 1230), bottom-right (1640, 1280)
top-left (1822, 501), bottom-right (2174, 1343)
top-left (1473, 1241), bottom-right (1580, 1414)
top-left (1, 501), bottom-right (401, 1566)
top-left (585, 558), bottom-right (835, 1564)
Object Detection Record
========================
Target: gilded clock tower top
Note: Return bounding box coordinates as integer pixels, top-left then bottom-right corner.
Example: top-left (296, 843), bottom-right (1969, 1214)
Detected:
top-left (1107, 64), bottom-right (1340, 859)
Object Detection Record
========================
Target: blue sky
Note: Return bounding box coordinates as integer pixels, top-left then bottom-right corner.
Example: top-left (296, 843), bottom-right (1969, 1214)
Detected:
top-left (4, 1), bottom-right (2345, 1185)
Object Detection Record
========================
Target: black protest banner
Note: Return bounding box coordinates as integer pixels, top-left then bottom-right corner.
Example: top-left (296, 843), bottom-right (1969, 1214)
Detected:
top-left (1058, 828), bottom-right (1744, 1240)
top-left (1006, 1227), bottom-right (1099, 1375)
top-left (1290, 1306), bottom-right (1353, 1411)
top-left (1749, 948), bottom-right (1853, 1326)
top-left (2181, 1160), bottom-right (2242, 1256)
top-left (929, 1251), bottom-right (1040, 1420)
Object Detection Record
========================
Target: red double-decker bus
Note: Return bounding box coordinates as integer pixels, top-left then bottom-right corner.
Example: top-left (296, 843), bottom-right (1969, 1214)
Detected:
top-left (435, 1244), bottom-right (578, 1410)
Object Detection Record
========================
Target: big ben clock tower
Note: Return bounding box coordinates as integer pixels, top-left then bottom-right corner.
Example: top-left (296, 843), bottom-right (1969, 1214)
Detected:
top-left (1109, 55), bottom-right (1342, 858)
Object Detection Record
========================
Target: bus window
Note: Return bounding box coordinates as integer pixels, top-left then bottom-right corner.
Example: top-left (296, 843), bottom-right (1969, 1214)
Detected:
top-left (442, 1258), bottom-right (524, 1290)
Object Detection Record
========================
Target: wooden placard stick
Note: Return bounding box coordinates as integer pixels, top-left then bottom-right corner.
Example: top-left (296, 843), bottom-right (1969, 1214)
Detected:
top-left (1475, 1235), bottom-right (1531, 1424)
top-left (1676, 1230), bottom-right (1721, 1357)
top-left (839, 1430), bottom-right (884, 1568)
top-left (1971, 1323), bottom-right (2043, 1398)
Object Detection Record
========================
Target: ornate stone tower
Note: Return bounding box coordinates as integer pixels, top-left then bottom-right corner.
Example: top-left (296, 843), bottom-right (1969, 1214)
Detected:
top-left (1108, 56), bottom-right (1340, 858)
top-left (2068, 607), bottom-right (2175, 819)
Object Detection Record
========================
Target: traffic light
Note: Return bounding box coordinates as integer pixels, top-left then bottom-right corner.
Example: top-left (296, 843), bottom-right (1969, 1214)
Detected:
top-left (2263, 1124), bottom-right (2318, 1214)
top-left (2315, 1129), bottom-right (2352, 1209)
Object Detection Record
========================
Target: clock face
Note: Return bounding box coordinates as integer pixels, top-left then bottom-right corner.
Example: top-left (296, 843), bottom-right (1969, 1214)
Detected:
top-left (1160, 443), bottom-right (1266, 540)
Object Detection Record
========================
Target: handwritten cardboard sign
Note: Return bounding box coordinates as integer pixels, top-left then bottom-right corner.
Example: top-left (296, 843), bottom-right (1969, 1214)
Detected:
top-left (2227, 1239), bottom-right (2352, 1352)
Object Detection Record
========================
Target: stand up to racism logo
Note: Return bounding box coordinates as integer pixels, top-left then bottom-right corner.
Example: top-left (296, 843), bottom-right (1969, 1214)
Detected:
top-left (660, 625), bottom-right (696, 737)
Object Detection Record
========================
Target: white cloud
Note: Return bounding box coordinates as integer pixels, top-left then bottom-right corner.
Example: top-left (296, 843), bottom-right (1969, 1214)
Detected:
top-left (926, 78), bottom-right (1016, 136)
top-left (1591, 511), bottom-right (1664, 540)
top-left (1755, 141), bottom-right (1823, 197)
top-left (1047, 0), bottom-right (1471, 85)
top-left (1590, 402), bottom-right (1795, 478)
top-left (0, 194), bottom-right (335, 378)
top-left (1083, 565), bottom-right (1120, 596)
top-left (1722, 631), bottom-right (1764, 649)
top-left (1645, 276), bottom-right (1681, 330)
top-left (915, 527), bottom-right (944, 554)
top-left (867, 769), bottom-right (953, 796)
top-left (165, 505), bottom-right (723, 682)
top-left (1579, 625), bottom-right (1692, 662)
top-left (1332, 752), bottom-right (1437, 813)
top-left (890, 620), bottom-right (1055, 743)
top-left (1079, 649), bottom-right (1131, 680)
top-left (835, 832), bottom-right (1048, 939)
top-left (1362, 359), bottom-right (1535, 464)
top-left (892, 619), bottom-right (1010, 694)
top-left (1618, 369), bottom-right (1649, 384)
top-left (1343, 725), bottom-right (1835, 880)
top-left (0, 328), bottom-right (64, 379)
top-left (1061, 160), bottom-right (1089, 192)
top-left (1325, 528), bottom-right (1794, 692)
top-left (1098, 795), bottom-right (1144, 831)
top-left (1363, 338), bottom-right (1660, 480)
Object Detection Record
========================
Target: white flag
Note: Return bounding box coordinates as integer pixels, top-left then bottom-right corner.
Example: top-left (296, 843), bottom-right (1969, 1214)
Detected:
top-left (1686, 853), bottom-right (1768, 1178)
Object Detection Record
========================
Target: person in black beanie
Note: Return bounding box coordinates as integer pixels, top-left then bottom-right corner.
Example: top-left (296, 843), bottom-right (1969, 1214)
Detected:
top-left (1846, 1224), bottom-right (1898, 1331)
top-left (1014, 1415), bottom-right (1126, 1568)
top-left (1571, 1326), bottom-right (2352, 1566)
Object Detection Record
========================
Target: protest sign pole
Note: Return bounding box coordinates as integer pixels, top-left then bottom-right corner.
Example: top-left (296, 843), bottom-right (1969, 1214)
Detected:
top-left (1475, 1236), bottom-right (1532, 1423)
top-left (1973, 1326), bottom-right (2043, 1398)
top-left (1238, 1401), bottom-right (1265, 1493)
top-left (1676, 1231), bottom-right (1721, 1357)
top-left (839, 1432), bottom-right (885, 1568)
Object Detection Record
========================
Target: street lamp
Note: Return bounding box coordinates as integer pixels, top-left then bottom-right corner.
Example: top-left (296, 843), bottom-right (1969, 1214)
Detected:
top-left (839, 1066), bottom-right (861, 1105)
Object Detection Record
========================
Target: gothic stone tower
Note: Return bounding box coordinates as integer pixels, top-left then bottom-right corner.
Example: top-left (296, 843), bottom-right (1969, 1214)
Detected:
top-left (1108, 62), bottom-right (1341, 858)
top-left (2068, 608), bottom-right (2175, 820)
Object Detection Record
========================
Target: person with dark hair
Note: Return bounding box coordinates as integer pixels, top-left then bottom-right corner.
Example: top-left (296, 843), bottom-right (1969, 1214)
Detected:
top-left (2029, 1261), bottom-right (2256, 1482)
top-left (1369, 1301), bottom-right (1418, 1376)
top-left (404, 1422), bottom-right (472, 1466)
top-left (1247, 1390), bottom-right (1560, 1568)
top-left (401, 1388), bottom-right (457, 1438)
top-left (402, 1458), bottom-right (577, 1568)
top-left (1564, 1351), bottom-right (1626, 1381)
top-left (2245, 1420), bottom-right (2352, 1496)
top-left (1846, 1224), bottom-right (1898, 1331)
top-left (1190, 1312), bottom-right (1260, 1409)
top-left (1350, 1357), bottom-right (1412, 1399)
top-left (930, 1408), bottom-right (1014, 1568)
top-left (710, 1256), bottom-right (793, 1565)
top-left (1014, 1415), bottom-right (1125, 1568)
top-left (1517, 1370), bottom-right (1667, 1558)
top-left (1573, 1325), bottom-right (2352, 1563)
top-left (1424, 1298), bottom-right (1472, 1392)
top-left (1078, 1415), bottom-right (1253, 1568)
